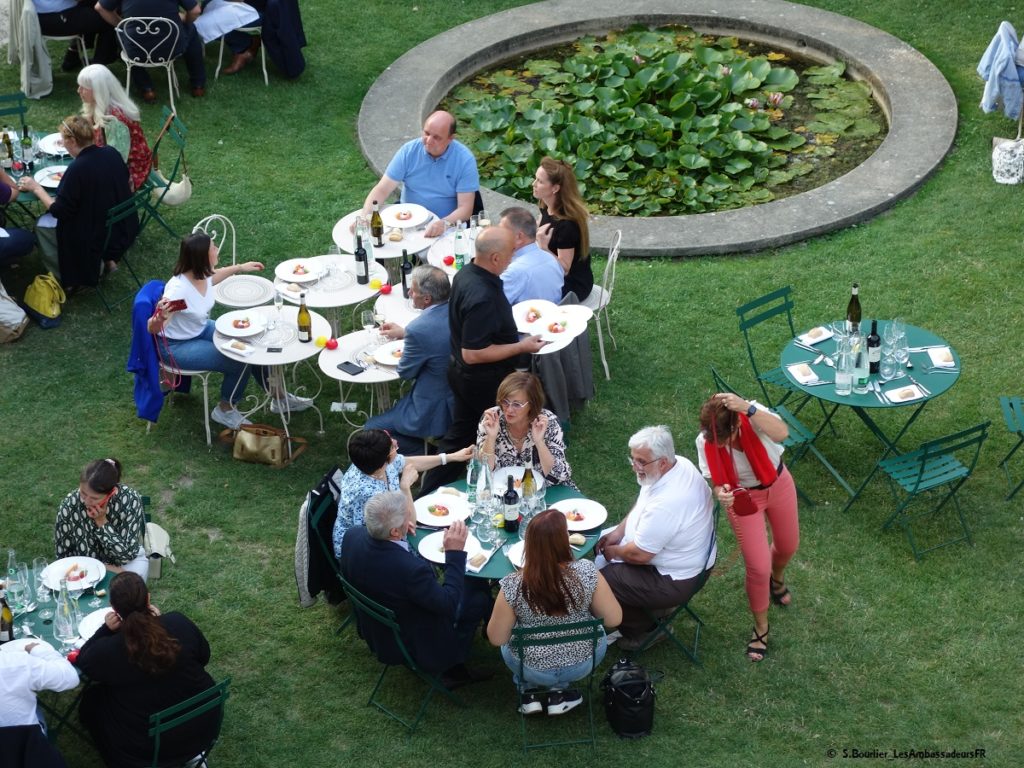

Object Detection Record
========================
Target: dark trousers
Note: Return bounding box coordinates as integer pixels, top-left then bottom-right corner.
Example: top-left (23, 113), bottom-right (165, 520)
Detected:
top-left (601, 563), bottom-right (710, 638)
top-left (38, 6), bottom-right (118, 64)
top-left (127, 23), bottom-right (207, 90)
top-left (451, 580), bottom-right (494, 667)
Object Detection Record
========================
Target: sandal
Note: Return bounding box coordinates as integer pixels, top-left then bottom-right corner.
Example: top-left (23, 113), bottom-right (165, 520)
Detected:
top-left (770, 576), bottom-right (792, 607)
top-left (746, 625), bottom-right (769, 662)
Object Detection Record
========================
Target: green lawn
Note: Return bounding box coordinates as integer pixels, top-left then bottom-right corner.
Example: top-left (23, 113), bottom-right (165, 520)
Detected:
top-left (2, 1), bottom-right (1022, 766)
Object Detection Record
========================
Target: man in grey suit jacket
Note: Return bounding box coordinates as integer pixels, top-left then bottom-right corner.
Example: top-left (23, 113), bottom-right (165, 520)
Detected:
top-left (367, 266), bottom-right (454, 455)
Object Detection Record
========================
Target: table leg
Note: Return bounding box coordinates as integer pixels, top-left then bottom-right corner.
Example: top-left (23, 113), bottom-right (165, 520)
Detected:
top-left (841, 402), bottom-right (928, 512)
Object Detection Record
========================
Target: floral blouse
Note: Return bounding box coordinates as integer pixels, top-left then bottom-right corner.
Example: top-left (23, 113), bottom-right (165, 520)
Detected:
top-left (95, 106), bottom-right (152, 192)
top-left (476, 407), bottom-right (575, 487)
top-left (54, 484), bottom-right (145, 566)
top-left (332, 454), bottom-right (406, 559)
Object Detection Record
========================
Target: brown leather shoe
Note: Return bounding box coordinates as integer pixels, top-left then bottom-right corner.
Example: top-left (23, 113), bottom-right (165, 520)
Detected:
top-left (191, 85), bottom-right (206, 98)
top-left (222, 51), bottom-right (253, 75)
top-left (141, 88), bottom-right (157, 105)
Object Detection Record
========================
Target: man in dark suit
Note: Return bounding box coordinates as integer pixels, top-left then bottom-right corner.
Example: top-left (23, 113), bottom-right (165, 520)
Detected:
top-left (366, 266), bottom-right (453, 456)
top-left (339, 491), bottom-right (492, 686)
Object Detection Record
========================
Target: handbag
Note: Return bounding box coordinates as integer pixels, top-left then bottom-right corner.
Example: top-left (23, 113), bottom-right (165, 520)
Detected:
top-left (710, 405), bottom-right (759, 516)
top-left (600, 658), bottom-right (661, 738)
top-left (150, 113), bottom-right (192, 206)
top-left (0, 278), bottom-right (28, 342)
top-left (220, 424), bottom-right (307, 468)
top-left (22, 272), bottom-right (65, 329)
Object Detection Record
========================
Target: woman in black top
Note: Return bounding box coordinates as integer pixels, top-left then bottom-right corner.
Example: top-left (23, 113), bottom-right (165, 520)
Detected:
top-left (76, 573), bottom-right (219, 768)
top-left (533, 156), bottom-right (592, 302)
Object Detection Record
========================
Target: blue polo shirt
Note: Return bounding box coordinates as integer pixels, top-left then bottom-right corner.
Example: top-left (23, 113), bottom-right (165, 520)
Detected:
top-left (384, 138), bottom-right (479, 220)
top-left (501, 241), bottom-right (564, 305)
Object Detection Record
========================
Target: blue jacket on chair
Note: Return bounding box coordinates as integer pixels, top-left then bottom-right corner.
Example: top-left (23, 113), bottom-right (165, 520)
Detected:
top-left (127, 280), bottom-right (190, 423)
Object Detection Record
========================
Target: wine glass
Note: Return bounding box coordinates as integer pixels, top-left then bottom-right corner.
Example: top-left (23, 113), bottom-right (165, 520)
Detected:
top-left (53, 608), bottom-right (77, 654)
top-left (33, 557), bottom-right (53, 620)
top-left (67, 582), bottom-right (85, 616)
top-left (360, 310), bottom-right (378, 347)
top-left (892, 332), bottom-right (910, 377)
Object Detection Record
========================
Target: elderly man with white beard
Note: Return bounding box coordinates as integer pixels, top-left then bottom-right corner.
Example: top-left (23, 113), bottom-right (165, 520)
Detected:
top-left (594, 425), bottom-right (717, 651)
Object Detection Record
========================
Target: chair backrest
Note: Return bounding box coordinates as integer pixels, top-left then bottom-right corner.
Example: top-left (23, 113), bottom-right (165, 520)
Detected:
top-left (116, 17), bottom-right (181, 66)
top-left (150, 107), bottom-right (187, 195)
top-left (509, 617), bottom-right (604, 669)
top-left (0, 92), bottom-right (28, 134)
top-left (599, 229), bottom-right (622, 299)
top-left (735, 286), bottom-right (797, 405)
top-left (193, 215), bottom-right (237, 265)
top-left (912, 422), bottom-right (991, 489)
top-left (148, 677), bottom-right (230, 768)
top-left (1000, 395), bottom-right (1024, 434)
top-left (338, 573), bottom-right (420, 670)
top-left (710, 365), bottom-right (739, 396)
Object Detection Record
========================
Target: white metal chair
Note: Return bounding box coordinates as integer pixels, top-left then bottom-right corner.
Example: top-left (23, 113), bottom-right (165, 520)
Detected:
top-left (215, 27), bottom-right (268, 85)
top-left (42, 33), bottom-right (89, 68)
top-left (581, 229), bottom-right (621, 380)
top-left (158, 362), bottom-right (214, 446)
top-left (115, 17), bottom-right (181, 112)
top-left (193, 214), bottom-right (237, 265)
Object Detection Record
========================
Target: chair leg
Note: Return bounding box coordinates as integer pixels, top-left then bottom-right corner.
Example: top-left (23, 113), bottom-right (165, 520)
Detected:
top-left (998, 436), bottom-right (1024, 500)
top-left (166, 66), bottom-right (176, 114)
top-left (602, 306), bottom-right (616, 351)
top-left (215, 37), bottom-right (226, 79)
top-left (76, 36), bottom-right (89, 66)
top-left (594, 318), bottom-right (610, 380)
top-left (258, 44), bottom-right (268, 85)
top-left (199, 374), bottom-right (212, 447)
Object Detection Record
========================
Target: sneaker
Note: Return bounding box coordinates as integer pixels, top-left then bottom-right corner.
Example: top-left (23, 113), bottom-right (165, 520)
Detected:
top-left (519, 690), bottom-right (544, 715)
top-left (210, 405), bottom-right (251, 431)
top-left (269, 392), bottom-right (314, 414)
top-left (546, 689), bottom-right (583, 716)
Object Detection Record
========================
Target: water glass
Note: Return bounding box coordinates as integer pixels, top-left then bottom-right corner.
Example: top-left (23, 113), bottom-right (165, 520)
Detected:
top-left (478, 209), bottom-right (490, 228)
top-left (880, 351), bottom-right (899, 382)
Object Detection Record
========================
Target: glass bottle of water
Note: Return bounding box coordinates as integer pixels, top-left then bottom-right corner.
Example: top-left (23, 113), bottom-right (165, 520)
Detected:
top-left (852, 332), bottom-right (870, 395)
top-left (466, 448), bottom-right (480, 507)
top-left (835, 338), bottom-right (854, 396)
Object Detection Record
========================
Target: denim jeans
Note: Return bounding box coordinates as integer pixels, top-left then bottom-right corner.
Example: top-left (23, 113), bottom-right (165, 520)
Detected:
top-left (500, 633), bottom-right (608, 689)
top-left (164, 320), bottom-right (266, 405)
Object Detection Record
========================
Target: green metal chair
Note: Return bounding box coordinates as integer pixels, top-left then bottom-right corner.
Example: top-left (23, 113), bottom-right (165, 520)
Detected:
top-left (308, 484), bottom-right (352, 635)
top-left (736, 286), bottom-right (808, 409)
top-left (878, 421), bottom-right (990, 560)
top-left (97, 195), bottom-right (144, 312)
top-left (338, 573), bottom-right (464, 733)
top-left (0, 92), bottom-right (29, 134)
top-left (141, 107), bottom-right (187, 239)
top-left (508, 618), bottom-right (604, 751)
top-left (147, 677), bottom-right (230, 768)
top-left (997, 396), bottom-right (1024, 500)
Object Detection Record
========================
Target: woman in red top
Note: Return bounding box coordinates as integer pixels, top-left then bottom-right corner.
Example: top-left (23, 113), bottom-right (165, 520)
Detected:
top-left (78, 64), bottom-right (152, 193)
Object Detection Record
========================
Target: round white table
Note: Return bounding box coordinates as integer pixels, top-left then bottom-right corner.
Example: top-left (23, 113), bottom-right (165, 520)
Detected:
top-left (317, 329), bottom-right (401, 427)
top-left (424, 231), bottom-right (472, 279)
top-left (333, 207), bottom-right (437, 284)
top-left (273, 254), bottom-right (389, 336)
top-left (373, 290), bottom-right (423, 329)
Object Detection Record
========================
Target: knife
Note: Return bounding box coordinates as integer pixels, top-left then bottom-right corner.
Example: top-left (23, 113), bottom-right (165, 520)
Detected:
top-left (907, 375), bottom-right (931, 396)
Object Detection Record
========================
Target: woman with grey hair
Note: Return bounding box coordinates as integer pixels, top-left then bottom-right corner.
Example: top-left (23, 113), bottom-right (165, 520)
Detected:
top-left (77, 64), bottom-right (152, 192)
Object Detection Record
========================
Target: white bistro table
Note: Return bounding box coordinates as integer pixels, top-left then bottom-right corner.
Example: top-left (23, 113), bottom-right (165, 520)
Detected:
top-left (272, 254), bottom-right (388, 336)
top-left (332, 206), bottom-right (437, 283)
top-left (317, 329), bottom-right (401, 428)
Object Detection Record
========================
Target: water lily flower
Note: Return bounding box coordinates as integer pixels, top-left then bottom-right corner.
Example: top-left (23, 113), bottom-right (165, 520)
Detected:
top-left (720, 65), bottom-right (732, 76)
top-left (767, 92), bottom-right (784, 107)
top-left (633, 55), bottom-right (644, 65)
top-left (744, 97), bottom-right (761, 109)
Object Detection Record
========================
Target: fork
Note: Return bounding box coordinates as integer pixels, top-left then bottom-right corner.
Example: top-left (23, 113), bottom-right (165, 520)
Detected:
top-left (870, 380), bottom-right (886, 404)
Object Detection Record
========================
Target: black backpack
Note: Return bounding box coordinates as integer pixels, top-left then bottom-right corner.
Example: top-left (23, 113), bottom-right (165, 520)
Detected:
top-left (600, 657), bottom-right (659, 738)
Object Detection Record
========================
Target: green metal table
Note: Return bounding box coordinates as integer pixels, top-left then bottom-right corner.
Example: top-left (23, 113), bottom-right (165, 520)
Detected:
top-left (780, 321), bottom-right (960, 511)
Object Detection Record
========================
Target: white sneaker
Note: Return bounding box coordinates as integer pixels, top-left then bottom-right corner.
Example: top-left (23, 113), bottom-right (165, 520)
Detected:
top-left (210, 405), bottom-right (251, 430)
top-left (269, 392), bottom-right (314, 414)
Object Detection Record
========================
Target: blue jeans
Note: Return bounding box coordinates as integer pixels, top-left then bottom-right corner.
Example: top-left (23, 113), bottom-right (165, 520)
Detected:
top-left (164, 320), bottom-right (266, 405)
top-left (500, 633), bottom-right (608, 689)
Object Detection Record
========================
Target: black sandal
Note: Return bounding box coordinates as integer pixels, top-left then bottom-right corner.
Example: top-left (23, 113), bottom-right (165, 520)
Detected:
top-left (746, 625), bottom-right (769, 662)
top-left (770, 576), bottom-right (791, 607)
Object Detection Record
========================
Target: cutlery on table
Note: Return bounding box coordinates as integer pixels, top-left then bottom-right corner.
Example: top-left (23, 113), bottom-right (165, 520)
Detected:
top-left (907, 345), bottom-right (946, 352)
top-left (923, 366), bottom-right (958, 373)
top-left (793, 341), bottom-right (819, 354)
top-left (803, 380), bottom-right (834, 387)
top-left (907, 375), bottom-right (931, 396)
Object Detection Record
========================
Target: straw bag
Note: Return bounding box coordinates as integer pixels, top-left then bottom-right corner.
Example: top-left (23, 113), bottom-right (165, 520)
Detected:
top-left (220, 424), bottom-right (307, 468)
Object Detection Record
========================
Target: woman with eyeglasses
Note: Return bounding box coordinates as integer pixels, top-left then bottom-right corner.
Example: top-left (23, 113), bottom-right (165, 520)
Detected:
top-left (696, 392), bottom-right (799, 662)
top-left (477, 371), bottom-right (574, 487)
top-left (54, 458), bottom-right (149, 580)
top-left (331, 429), bottom-right (473, 559)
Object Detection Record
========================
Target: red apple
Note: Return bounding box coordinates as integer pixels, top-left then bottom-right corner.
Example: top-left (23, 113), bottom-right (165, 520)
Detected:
top-left (443, 255), bottom-right (455, 266)
top-left (380, 283), bottom-right (393, 294)
top-left (326, 338), bottom-right (338, 350)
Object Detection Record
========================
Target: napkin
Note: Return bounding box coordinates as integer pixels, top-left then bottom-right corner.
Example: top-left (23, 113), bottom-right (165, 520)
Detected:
top-left (797, 326), bottom-right (833, 345)
top-left (220, 340), bottom-right (255, 357)
top-left (926, 347), bottom-right (955, 368)
top-left (466, 546), bottom-right (498, 573)
top-left (787, 363), bottom-right (820, 385)
top-left (885, 384), bottom-right (924, 403)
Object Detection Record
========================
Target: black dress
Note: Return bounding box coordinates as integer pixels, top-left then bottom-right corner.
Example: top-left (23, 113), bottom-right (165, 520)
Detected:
top-left (76, 612), bottom-right (218, 768)
top-left (540, 209), bottom-right (593, 302)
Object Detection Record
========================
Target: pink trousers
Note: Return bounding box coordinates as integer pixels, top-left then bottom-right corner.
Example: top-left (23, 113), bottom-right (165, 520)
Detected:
top-left (726, 466), bottom-right (800, 614)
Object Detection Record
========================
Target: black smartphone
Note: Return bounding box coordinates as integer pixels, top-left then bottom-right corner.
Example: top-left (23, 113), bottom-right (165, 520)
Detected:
top-left (337, 361), bottom-right (364, 376)
top-left (266, 347), bottom-right (283, 353)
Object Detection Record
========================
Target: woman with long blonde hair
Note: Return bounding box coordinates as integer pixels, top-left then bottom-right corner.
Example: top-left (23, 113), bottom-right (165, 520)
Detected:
top-left (533, 156), bottom-right (593, 301)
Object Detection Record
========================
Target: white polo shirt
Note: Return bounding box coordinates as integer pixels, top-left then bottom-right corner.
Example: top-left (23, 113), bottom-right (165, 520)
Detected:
top-left (0, 643), bottom-right (79, 727)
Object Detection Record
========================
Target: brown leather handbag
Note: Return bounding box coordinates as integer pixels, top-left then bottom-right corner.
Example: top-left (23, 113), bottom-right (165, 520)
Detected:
top-left (220, 424), bottom-right (307, 468)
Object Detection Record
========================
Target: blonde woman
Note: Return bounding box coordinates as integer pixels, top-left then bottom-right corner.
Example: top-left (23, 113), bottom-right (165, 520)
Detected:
top-left (78, 64), bottom-right (152, 192)
top-left (533, 156), bottom-right (592, 302)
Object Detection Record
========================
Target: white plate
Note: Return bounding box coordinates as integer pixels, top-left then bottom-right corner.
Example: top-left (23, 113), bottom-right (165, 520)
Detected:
top-left (38, 133), bottom-right (67, 156)
top-left (215, 274), bottom-right (276, 307)
top-left (373, 340), bottom-right (404, 366)
top-left (380, 203), bottom-right (430, 229)
top-left (214, 310), bottom-right (267, 338)
top-left (926, 347), bottom-right (955, 368)
top-left (416, 530), bottom-right (481, 566)
top-left (274, 258), bottom-right (320, 283)
top-left (549, 498), bottom-right (609, 531)
top-left (787, 363), bottom-right (820, 385)
top-left (492, 466), bottom-right (546, 495)
top-left (34, 165), bottom-right (67, 189)
top-left (40, 556), bottom-right (104, 591)
top-left (414, 493), bottom-right (471, 527)
top-left (0, 637), bottom-right (56, 654)
top-left (884, 384), bottom-right (925, 403)
top-left (77, 608), bottom-right (113, 644)
top-left (797, 326), bottom-right (833, 345)
top-left (506, 540), bottom-right (526, 569)
top-left (513, 299), bottom-right (559, 335)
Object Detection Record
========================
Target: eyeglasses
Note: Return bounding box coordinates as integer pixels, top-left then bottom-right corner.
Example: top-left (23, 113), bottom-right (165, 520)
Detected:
top-left (627, 456), bottom-right (660, 470)
top-left (500, 399), bottom-right (528, 411)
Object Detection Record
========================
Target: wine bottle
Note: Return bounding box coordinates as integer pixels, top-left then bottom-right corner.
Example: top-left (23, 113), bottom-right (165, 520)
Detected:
top-left (0, 591), bottom-right (13, 645)
top-left (521, 467), bottom-right (536, 500)
top-left (354, 235), bottom-right (369, 286)
top-left (846, 283), bottom-right (861, 332)
top-left (370, 201), bottom-right (384, 248)
top-left (297, 292), bottom-right (312, 343)
top-left (400, 248), bottom-right (412, 299)
top-left (867, 319), bottom-right (881, 374)
top-left (453, 224), bottom-right (467, 270)
top-left (502, 475), bottom-right (521, 534)
top-left (2, 130), bottom-right (13, 168)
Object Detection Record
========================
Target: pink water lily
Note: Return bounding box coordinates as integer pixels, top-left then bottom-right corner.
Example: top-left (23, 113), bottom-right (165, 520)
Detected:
top-left (633, 55), bottom-right (644, 65)
top-left (744, 97), bottom-right (761, 109)
top-left (767, 92), bottom-right (784, 107)
top-left (720, 65), bottom-right (732, 76)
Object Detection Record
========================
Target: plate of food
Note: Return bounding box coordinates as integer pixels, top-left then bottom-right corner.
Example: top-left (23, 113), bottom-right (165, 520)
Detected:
top-left (37, 133), bottom-right (68, 156)
top-left (549, 498), bottom-right (608, 531)
top-left (214, 275), bottom-right (276, 308)
top-left (274, 258), bottom-right (320, 284)
top-left (380, 203), bottom-right (430, 229)
top-left (76, 608), bottom-right (113, 644)
top-left (926, 347), bottom-right (955, 368)
top-left (787, 363), bottom-right (820, 385)
top-left (540, 316), bottom-right (572, 342)
top-left (512, 299), bottom-right (559, 335)
top-left (491, 466), bottom-right (546, 494)
top-left (506, 540), bottom-right (526, 569)
top-left (416, 530), bottom-right (482, 566)
top-left (215, 310), bottom-right (267, 338)
top-left (373, 340), bottom-right (404, 366)
top-left (796, 326), bottom-right (833, 346)
top-left (40, 556), bottom-right (104, 591)
top-left (414, 493), bottom-right (471, 527)
top-left (34, 165), bottom-right (66, 189)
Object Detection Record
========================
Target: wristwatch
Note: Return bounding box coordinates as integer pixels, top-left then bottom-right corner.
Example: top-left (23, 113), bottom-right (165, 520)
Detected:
top-left (746, 403), bottom-right (757, 418)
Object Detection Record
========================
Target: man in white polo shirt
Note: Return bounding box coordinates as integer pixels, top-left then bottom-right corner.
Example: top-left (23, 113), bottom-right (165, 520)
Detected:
top-left (595, 425), bottom-right (717, 650)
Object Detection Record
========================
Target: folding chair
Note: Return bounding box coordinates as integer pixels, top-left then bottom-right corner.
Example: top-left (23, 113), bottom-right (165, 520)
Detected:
top-left (215, 27), bottom-right (268, 85)
top-left (0, 92), bottom-right (29, 135)
top-left (508, 618), bottom-right (603, 751)
top-left (147, 677), bottom-right (230, 768)
top-left (116, 17), bottom-right (181, 112)
top-left (338, 573), bottom-right (463, 732)
top-left (736, 286), bottom-right (813, 410)
top-left (878, 421), bottom-right (990, 560)
top-left (307, 473), bottom-right (352, 634)
top-left (580, 229), bottom-right (621, 380)
top-left (140, 107), bottom-right (188, 239)
top-left (997, 396), bottom-right (1024, 500)
top-left (710, 366), bottom-right (853, 503)
top-left (97, 196), bottom-right (144, 311)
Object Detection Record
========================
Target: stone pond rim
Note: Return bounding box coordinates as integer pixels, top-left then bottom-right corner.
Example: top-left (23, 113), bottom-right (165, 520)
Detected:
top-left (358, 0), bottom-right (956, 258)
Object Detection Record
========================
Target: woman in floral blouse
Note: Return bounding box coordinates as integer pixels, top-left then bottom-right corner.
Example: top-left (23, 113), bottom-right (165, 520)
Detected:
top-left (476, 371), bottom-right (575, 487)
top-left (54, 458), bottom-right (148, 580)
